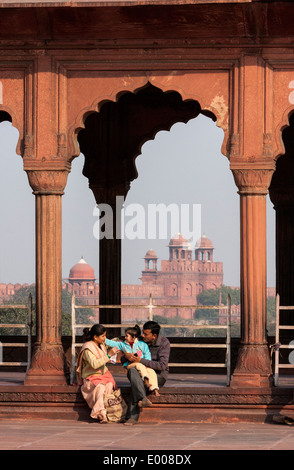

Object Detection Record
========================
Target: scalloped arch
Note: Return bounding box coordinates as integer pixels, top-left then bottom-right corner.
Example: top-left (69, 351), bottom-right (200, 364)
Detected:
top-left (274, 105), bottom-right (294, 161)
top-left (0, 105), bottom-right (22, 156)
top-left (148, 76), bottom-right (227, 134)
top-left (68, 78), bottom-right (228, 162)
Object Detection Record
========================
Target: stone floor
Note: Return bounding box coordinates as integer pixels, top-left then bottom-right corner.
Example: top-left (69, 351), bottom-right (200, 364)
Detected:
top-left (0, 418), bottom-right (293, 451)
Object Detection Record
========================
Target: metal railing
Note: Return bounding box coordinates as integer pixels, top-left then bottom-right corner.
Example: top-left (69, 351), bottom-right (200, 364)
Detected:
top-left (0, 294), bottom-right (33, 371)
top-left (70, 293), bottom-right (231, 385)
top-left (273, 293), bottom-right (294, 386)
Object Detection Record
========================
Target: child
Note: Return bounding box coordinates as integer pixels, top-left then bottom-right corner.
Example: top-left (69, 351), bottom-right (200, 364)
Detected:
top-left (105, 324), bottom-right (160, 396)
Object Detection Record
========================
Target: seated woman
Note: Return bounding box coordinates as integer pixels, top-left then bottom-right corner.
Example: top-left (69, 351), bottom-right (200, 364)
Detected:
top-left (76, 324), bottom-right (119, 423)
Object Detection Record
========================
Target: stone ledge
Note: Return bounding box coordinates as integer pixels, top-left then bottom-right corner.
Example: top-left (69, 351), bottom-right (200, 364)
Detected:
top-left (0, 383), bottom-right (293, 423)
top-left (0, 402), bottom-right (293, 424)
top-left (0, 384), bottom-right (293, 403)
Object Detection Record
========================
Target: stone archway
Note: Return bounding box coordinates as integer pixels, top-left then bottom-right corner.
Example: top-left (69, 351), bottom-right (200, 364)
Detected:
top-left (75, 83), bottom-right (221, 329)
top-left (269, 111), bottom-right (294, 338)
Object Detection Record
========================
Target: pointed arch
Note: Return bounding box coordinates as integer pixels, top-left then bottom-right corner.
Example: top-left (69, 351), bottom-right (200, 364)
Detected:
top-left (274, 106), bottom-right (294, 162)
top-left (0, 106), bottom-right (22, 156)
top-left (68, 77), bottom-right (228, 163)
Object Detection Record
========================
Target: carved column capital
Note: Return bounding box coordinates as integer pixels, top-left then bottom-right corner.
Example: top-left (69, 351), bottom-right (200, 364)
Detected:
top-left (90, 182), bottom-right (131, 206)
top-left (231, 165), bottom-right (275, 195)
top-left (26, 169), bottom-right (70, 195)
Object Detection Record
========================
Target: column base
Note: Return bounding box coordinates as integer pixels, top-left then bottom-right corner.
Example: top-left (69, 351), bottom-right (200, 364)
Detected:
top-left (230, 372), bottom-right (273, 388)
top-left (24, 372), bottom-right (67, 386)
top-left (230, 343), bottom-right (273, 388)
top-left (24, 343), bottom-right (67, 386)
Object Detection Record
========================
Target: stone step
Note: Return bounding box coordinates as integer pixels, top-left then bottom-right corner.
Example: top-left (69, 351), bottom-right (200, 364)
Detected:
top-left (0, 382), bottom-right (293, 423)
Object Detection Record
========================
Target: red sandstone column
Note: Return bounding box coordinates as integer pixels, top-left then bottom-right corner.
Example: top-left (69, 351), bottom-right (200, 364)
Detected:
top-left (24, 169), bottom-right (69, 385)
top-left (231, 167), bottom-right (274, 388)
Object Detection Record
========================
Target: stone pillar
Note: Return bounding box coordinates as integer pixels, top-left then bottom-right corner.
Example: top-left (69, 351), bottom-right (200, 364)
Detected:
top-left (24, 169), bottom-right (69, 385)
top-left (231, 166), bottom-right (274, 388)
top-left (91, 184), bottom-right (129, 335)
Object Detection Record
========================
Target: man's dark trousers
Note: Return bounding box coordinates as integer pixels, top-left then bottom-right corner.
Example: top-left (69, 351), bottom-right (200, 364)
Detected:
top-left (125, 368), bottom-right (166, 422)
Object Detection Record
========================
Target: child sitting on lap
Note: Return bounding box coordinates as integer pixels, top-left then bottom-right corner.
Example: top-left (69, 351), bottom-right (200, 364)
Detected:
top-left (105, 324), bottom-right (160, 396)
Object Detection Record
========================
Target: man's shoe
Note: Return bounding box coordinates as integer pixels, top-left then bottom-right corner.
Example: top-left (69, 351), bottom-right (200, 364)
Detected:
top-left (138, 397), bottom-right (152, 408)
top-left (123, 418), bottom-right (138, 426)
top-left (284, 416), bottom-right (294, 426)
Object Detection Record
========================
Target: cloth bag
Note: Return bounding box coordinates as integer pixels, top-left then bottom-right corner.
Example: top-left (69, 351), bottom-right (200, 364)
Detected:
top-left (103, 388), bottom-right (127, 423)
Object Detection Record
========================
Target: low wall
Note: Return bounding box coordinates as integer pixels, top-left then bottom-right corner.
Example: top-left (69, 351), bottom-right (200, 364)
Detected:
top-left (2, 334), bottom-right (291, 378)
top-left (0, 335), bottom-right (242, 376)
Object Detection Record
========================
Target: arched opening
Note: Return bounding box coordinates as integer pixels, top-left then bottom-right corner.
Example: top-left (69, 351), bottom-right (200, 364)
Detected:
top-left (122, 112), bottom-right (239, 330)
top-left (169, 283), bottom-right (178, 297)
top-left (269, 112), bottom-right (294, 339)
top-left (0, 111), bottom-right (12, 123)
top-left (68, 82), bottom-right (266, 345)
top-left (75, 83), bottom-right (206, 328)
top-left (77, 83), bottom-right (202, 190)
top-left (0, 114), bottom-right (35, 358)
top-left (0, 116), bottom-right (34, 287)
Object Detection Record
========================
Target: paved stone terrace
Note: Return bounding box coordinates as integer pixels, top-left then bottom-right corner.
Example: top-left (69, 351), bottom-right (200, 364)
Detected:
top-left (0, 418), bottom-right (293, 451)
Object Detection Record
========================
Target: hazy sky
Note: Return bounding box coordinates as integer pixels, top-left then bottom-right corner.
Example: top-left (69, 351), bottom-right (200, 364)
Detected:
top-left (0, 115), bottom-right (276, 287)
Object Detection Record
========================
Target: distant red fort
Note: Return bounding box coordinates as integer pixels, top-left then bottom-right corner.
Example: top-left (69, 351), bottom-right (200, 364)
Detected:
top-left (65, 233), bottom-right (224, 320)
top-left (0, 232), bottom-right (275, 323)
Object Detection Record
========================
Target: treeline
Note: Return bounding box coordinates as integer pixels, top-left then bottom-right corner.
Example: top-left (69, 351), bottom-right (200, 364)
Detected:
top-left (0, 284), bottom-right (276, 337)
top-left (0, 286), bottom-right (95, 336)
top-left (146, 285), bottom-right (275, 337)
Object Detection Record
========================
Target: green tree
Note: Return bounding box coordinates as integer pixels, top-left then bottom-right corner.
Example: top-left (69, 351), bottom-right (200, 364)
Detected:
top-left (0, 286), bottom-right (95, 336)
top-left (0, 285), bottom-right (35, 336)
top-left (195, 285), bottom-right (239, 323)
top-left (266, 296), bottom-right (276, 336)
top-left (197, 285), bottom-right (240, 307)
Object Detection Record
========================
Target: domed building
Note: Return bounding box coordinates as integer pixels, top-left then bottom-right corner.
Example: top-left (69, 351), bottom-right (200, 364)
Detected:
top-left (141, 248), bottom-right (158, 284)
top-left (168, 232), bottom-right (189, 246)
top-left (195, 234), bottom-right (214, 261)
top-left (168, 233), bottom-right (192, 261)
top-left (195, 234), bottom-right (214, 249)
top-left (64, 257), bottom-right (99, 304)
top-left (69, 257), bottom-right (96, 281)
top-left (140, 233), bottom-right (224, 319)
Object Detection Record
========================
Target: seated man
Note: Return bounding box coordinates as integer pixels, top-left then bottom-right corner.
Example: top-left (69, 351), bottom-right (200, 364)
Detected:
top-left (123, 320), bottom-right (171, 426)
